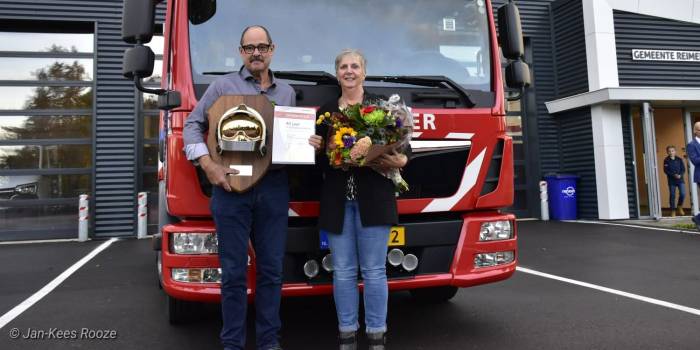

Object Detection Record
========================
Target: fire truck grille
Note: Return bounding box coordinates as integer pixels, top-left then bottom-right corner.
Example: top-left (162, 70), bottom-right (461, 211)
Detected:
top-left (198, 148), bottom-right (470, 202)
top-left (398, 148), bottom-right (470, 199)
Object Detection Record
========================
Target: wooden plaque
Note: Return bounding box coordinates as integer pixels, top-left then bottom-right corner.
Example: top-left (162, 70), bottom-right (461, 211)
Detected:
top-left (206, 95), bottom-right (274, 193)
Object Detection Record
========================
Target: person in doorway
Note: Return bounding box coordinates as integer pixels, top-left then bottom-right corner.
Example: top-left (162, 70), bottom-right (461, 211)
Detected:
top-left (686, 122), bottom-right (700, 230)
top-left (663, 145), bottom-right (686, 216)
top-left (183, 25), bottom-right (294, 350)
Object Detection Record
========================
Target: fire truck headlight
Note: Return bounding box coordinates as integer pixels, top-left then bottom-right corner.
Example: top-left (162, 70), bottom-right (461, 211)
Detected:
top-left (171, 232), bottom-right (218, 254)
top-left (474, 251), bottom-right (515, 268)
top-left (15, 183), bottom-right (38, 195)
top-left (304, 260), bottom-right (320, 279)
top-left (171, 268), bottom-right (222, 283)
top-left (387, 248), bottom-right (404, 267)
top-left (321, 254), bottom-right (334, 272)
top-left (401, 253), bottom-right (419, 272)
top-left (479, 221), bottom-right (513, 241)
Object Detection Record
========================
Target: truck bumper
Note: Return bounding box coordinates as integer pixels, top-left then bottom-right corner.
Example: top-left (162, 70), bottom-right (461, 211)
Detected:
top-left (160, 211), bottom-right (517, 303)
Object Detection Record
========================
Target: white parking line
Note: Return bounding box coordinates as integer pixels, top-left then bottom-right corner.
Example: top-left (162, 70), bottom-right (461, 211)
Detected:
top-left (0, 238), bottom-right (118, 330)
top-left (0, 238), bottom-right (83, 245)
top-left (569, 220), bottom-right (700, 236)
top-left (517, 266), bottom-right (700, 317)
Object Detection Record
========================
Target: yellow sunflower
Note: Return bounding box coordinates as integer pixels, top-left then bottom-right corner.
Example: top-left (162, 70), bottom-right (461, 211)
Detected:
top-left (333, 127), bottom-right (357, 148)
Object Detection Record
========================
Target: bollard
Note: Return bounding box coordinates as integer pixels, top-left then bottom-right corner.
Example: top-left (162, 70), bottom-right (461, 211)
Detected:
top-left (78, 194), bottom-right (89, 241)
top-left (539, 181), bottom-right (549, 221)
top-left (137, 192), bottom-right (148, 239)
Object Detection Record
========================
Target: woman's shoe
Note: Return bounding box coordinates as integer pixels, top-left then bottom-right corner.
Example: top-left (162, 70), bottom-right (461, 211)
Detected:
top-left (671, 209), bottom-right (676, 217)
top-left (339, 331), bottom-right (357, 350)
top-left (678, 207), bottom-right (686, 216)
top-left (367, 332), bottom-right (386, 350)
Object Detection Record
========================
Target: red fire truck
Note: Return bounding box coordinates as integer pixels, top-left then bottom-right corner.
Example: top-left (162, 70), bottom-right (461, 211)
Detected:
top-left (121, 0), bottom-right (530, 323)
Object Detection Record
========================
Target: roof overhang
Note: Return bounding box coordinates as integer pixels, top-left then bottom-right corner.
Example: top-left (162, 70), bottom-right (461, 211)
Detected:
top-left (545, 87), bottom-right (700, 114)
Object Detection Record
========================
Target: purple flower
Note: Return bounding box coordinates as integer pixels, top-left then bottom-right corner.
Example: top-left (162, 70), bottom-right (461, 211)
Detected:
top-left (343, 135), bottom-right (356, 148)
top-left (396, 118), bottom-right (403, 128)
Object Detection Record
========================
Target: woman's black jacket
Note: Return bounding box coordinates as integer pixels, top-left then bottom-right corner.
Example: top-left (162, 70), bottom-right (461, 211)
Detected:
top-left (316, 96), bottom-right (411, 234)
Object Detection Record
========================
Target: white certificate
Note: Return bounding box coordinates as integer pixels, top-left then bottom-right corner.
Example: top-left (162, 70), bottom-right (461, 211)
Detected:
top-left (272, 106), bottom-right (316, 164)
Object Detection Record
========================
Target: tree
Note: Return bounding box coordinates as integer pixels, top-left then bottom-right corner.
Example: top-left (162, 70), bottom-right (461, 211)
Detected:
top-left (0, 45), bottom-right (92, 172)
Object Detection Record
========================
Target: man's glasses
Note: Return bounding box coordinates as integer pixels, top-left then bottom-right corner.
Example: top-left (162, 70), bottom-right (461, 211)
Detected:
top-left (240, 44), bottom-right (272, 54)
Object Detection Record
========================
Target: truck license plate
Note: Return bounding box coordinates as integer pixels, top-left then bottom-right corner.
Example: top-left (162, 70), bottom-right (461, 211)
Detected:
top-left (319, 231), bottom-right (329, 250)
top-left (320, 227), bottom-right (405, 249)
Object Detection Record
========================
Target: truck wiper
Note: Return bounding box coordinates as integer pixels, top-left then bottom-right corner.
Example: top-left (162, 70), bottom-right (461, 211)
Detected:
top-left (202, 70), bottom-right (339, 85)
top-left (365, 75), bottom-right (476, 108)
top-left (274, 71), bottom-right (338, 84)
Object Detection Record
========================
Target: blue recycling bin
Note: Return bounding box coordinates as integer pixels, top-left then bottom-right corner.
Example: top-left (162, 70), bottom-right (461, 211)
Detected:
top-left (544, 174), bottom-right (579, 220)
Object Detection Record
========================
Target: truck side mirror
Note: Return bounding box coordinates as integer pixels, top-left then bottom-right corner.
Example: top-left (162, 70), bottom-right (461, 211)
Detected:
top-left (498, 1), bottom-right (531, 99)
top-left (121, 0), bottom-right (179, 110)
top-left (497, 2), bottom-right (525, 60)
top-left (122, 0), bottom-right (162, 44)
top-left (158, 91), bottom-right (182, 111)
top-left (123, 46), bottom-right (155, 79)
top-left (189, 0), bottom-right (217, 25)
top-left (505, 60), bottom-right (531, 89)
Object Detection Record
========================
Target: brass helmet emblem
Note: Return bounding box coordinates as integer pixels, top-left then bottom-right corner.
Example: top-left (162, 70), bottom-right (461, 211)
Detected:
top-left (217, 104), bottom-right (267, 156)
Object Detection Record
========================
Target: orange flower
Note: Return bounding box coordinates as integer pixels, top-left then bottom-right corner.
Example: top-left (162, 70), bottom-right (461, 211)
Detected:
top-left (333, 151), bottom-right (343, 166)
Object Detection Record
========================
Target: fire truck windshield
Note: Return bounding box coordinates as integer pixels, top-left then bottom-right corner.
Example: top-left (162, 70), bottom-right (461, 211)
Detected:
top-left (188, 0), bottom-right (492, 92)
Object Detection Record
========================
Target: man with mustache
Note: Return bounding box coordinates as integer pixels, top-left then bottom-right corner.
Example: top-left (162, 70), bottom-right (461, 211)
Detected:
top-left (183, 25), bottom-right (295, 350)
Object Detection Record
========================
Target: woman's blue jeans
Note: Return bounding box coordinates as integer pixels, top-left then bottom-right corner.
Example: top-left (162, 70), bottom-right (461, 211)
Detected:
top-left (669, 182), bottom-right (686, 209)
top-left (325, 201), bottom-right (389, 334)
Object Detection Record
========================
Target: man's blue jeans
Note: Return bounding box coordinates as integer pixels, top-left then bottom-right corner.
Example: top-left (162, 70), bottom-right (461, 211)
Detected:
top-left (668, 182), bottom-right (686, 209)
top-left (325, 201), bottom-right (389, 334)
top-left (210, 170), bottom-right (289, 350)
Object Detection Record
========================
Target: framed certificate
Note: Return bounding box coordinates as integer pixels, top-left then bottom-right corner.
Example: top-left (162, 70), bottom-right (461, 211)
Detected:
top-left (272, 106), bottom-right (316, 164)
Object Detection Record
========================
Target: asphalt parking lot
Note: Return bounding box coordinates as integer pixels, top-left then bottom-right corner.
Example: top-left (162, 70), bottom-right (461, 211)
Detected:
top-left (1, 221), bottom-right (699, 349)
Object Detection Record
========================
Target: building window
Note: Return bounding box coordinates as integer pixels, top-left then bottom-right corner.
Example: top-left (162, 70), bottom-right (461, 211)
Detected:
top-left (0, 22), bottom-right (94, 240)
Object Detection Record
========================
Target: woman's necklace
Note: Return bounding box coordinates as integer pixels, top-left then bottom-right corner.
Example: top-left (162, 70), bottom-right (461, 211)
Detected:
top-left (339, 91), bottom-right (363, 109)
top-left (338, 96), bottom-right (361, 109)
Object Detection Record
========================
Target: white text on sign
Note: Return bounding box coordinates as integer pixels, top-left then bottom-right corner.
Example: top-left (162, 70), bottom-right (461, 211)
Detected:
top-left (412, 113), bottom-right (436, 132)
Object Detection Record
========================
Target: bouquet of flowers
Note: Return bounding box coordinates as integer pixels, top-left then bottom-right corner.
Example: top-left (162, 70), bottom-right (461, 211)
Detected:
top-left (316, 94), bottom-right (413, 192)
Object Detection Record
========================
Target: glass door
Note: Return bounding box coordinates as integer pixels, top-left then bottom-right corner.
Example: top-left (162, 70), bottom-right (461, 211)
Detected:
top-left (631, 103), bottom-right (662, 219)
top-left (642, 103), bottom-right (662, 219)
